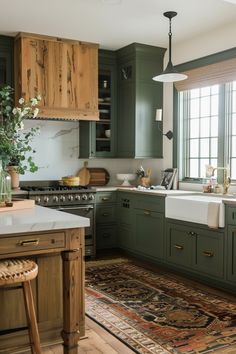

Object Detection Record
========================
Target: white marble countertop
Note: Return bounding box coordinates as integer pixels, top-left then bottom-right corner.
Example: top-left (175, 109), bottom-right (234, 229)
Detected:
top-left (0, 205), bottom-right (90, 235)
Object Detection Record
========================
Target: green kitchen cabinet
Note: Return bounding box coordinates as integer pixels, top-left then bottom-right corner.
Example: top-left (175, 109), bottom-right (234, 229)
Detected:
top-left (116, 192), bottom-right (134, 250)
top-left (134, 209), bottom-right (164, 260)
top-left (0, 36), bottom-right (14, 87)
top-left (226, 206), bottom-right (236, 283)
top-left (166, 220), bottom-right (224, 279)
top-left (80, 50), bottom-right (117, 158)
top-left (116, 43), bottom-right (166, 158)
top-left (133, 194), bottom-right (165, 260)
top-left (166, 222), bottom-right (194, 267)
top-left (95, 191), bottom-right (117, 250)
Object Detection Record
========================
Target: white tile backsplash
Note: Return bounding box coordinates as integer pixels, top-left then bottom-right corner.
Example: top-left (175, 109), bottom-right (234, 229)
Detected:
top-left (20, 120), bottom-right (166, 185)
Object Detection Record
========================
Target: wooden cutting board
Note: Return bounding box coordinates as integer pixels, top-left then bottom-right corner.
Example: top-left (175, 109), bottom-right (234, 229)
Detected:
top-left (87, 168), bottom-right (110, 186)
top-left (77, 162), bottom-right (90, 186)
top-left (0, 199), bottom-right (35, 212)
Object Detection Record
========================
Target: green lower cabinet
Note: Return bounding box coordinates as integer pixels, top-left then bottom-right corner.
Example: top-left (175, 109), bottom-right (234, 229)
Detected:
top-left (95, 191), bottom-right (117, 250)
top-left (166, 221), bottom-right (224, 279)
top-left (227, 226), bottom-right (236, 282)
top-left (96, 224), bottom-right (116, 250)
top-left (96, 204), bottom-right (116, 224)
top-left (117, 225), bottom-right (134, 250)
top-left (134, 209), bottom-right (164, 260)
top-left (166, 222), bottom-right (194, 267)
top-left (194, 229), bottom-right (224, 278)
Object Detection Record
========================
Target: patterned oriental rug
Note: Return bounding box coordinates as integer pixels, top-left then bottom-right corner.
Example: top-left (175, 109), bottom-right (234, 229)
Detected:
top-left (85, 259), bottom-right (236, 354)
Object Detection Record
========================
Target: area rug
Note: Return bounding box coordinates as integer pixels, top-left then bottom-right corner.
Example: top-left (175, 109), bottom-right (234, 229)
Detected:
top-left (85, 258), bottom-right (236, 354)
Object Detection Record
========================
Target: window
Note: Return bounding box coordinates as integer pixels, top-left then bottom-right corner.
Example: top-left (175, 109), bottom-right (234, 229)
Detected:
top-left (178, 80), bottom-right (236, 181)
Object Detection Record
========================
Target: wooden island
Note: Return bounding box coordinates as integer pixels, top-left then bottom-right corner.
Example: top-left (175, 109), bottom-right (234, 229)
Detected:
top-left (0, 205), bottom-right (89, 354)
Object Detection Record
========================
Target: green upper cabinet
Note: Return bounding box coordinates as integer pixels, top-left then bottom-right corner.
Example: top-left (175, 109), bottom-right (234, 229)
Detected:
top-left (0, 36), bottom-right (14, 87)
top-left (79, 50), bottom-right (117, 158)
top-left (116, 43), bottom-right (166, 158)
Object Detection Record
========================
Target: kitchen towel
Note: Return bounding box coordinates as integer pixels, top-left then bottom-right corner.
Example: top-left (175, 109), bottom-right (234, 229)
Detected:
top-left (207, 202), bottom-right (220, 228)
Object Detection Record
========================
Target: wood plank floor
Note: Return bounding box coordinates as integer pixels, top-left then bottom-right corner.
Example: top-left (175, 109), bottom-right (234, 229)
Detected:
top-left (42, 317), bottom-right (135, 354)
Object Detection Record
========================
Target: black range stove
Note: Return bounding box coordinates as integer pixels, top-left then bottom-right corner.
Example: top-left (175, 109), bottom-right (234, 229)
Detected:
top-left (21, 184), bottom-right (96, 206)
top-left (21, 182), bottom-right (96, 257)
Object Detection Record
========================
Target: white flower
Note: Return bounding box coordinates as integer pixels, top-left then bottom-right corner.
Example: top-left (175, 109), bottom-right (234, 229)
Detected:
top-left (12, 107), bottom-right (22, 116)
top-left (30, 98), bottom-right (38, 106)
top-left (19, 97), bottom-right (25, 105)
top-left (23, 107), bottom-right (31, 115)
top-left (36, 94), bottom-right (41, 101)
top-left (33, 108), bottom-right (39, 118)
top-left (19, 121), bottom-right (24, 130)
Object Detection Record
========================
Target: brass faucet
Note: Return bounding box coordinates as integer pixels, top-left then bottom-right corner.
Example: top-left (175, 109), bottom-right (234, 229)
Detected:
top-left (212, 167), bottom-right (231, 194)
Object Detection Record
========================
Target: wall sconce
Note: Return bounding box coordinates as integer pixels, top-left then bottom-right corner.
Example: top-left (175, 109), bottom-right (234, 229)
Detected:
top-left (155, 109), bottom-right (173, 140)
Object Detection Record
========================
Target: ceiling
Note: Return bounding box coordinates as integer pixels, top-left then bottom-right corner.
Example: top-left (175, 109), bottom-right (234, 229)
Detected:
top-left (0, 0), bottom-right (235, 50)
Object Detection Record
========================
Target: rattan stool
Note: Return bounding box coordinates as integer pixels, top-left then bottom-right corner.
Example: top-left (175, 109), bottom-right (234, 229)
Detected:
top-left (0, 259), bottom-right (41, 354)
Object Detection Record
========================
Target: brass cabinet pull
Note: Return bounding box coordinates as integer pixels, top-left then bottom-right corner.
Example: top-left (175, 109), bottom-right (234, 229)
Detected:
top-left (203, 251), bottom-right (214, 257)
top-left (144, 210), bottom-right (151, 216)
top-left (102, 197), bottom-right (109, 201)
top-left (174, 244), bottom-right (184, 250)
top-left (19, 239), bottom-right (40, 247)
top-left (102, 213), bottom-right (109, 217)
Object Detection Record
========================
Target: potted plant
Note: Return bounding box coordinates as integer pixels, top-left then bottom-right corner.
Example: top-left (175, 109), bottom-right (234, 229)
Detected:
top-left (0, 85), bottom-right (41, 188)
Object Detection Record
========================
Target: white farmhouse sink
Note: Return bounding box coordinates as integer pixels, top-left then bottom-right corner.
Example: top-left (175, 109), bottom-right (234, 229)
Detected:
top-left (165, 194), bottom-right (225, 228)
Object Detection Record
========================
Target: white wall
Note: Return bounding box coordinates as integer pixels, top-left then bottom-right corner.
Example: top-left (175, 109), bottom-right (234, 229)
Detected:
top-left (21, 120), bottom-right (163, 185)
top-left (21, 21), bottom-right (236, 185)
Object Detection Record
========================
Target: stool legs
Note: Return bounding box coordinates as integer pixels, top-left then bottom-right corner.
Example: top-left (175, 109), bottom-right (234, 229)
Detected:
top-left (23, 281), bottom-right (42, 354)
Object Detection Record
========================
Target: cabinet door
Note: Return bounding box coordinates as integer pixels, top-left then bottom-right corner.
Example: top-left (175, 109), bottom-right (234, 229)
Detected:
top-left (96, 205), bottom-right (116, 224)
top-left (117, 61), bottom-right (135, 157)
top-left (96, 225), bottom-right (116, 249)
top-left (117, 225), bottom-right (134, 250)
top-left (227, 226), bottom-right (236, 282)
top-left (166, 222), bottom-right (194, 267)
top-left (15, 34), bottom-right (98, 120)
top-left (0, 36), bottom-right (14, 86)
top-left (134, 209), bottom-right (164, 260)
top-left (194, 229), bottom-right (224, 278)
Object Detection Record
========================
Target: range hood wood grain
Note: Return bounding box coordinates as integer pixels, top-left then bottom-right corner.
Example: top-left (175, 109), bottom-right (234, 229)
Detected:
top-left (14, 32), bottom-right (99, 121)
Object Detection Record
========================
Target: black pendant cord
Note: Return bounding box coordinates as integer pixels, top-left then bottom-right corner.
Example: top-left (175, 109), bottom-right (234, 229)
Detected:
top-left (168, 18), bottom-right (172, 64)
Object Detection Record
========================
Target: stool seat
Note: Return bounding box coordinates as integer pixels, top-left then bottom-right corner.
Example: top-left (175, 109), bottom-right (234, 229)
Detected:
top-left (0, 258), bottom-right (41, 353)
top-left (0, 259), bottom-right (38, 286)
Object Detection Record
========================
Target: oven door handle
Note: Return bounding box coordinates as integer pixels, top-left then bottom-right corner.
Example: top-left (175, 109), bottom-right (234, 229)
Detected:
top-left (59, 205), bottom-right (94, 211)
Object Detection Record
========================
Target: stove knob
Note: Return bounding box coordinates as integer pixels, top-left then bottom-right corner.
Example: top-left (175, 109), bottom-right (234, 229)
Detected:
top-left (35, 196), bottom-right (41, 204)
top-left (82, 194), bottom-right (88, 201)
top-left (68, 195), bottom-right (74, 202)
top-left (75, 194), bottom-right (81, 201)
top-left (44, 196), bottom-right (49, 204)
top-left (88, 194), bottom-right (95, 201)
top-left (60, 195), bottom-right (66, 202)
top-left (53, 196), bottom-right (59, 203)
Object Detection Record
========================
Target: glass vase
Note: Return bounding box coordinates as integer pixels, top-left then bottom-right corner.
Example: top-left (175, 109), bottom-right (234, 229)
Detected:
top-left (0, 161), bottom-right (12, 206)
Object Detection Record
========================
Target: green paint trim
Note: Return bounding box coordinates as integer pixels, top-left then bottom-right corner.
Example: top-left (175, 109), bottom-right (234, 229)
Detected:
top-left (175, 47), bottom-right (236, 73)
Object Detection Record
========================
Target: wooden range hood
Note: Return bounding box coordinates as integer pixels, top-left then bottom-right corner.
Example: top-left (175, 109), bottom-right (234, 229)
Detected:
top-left (14, 32), bottom-right (99, 121)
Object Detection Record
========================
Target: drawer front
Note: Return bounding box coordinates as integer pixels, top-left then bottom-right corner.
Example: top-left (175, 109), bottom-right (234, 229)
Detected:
top-left (96, 225), bottom-right (116, 249)
top-left (227, 206), bottom-right (236, 225)
top-left (135, 195), bottom-right (165, 213)
top-left (195, 233), bottom-right (224, 278)
top-left (0, 232), bottom-right (65, 255)
top-left (96, 192), bottom-right (116, 204)
top-left (96, 205), bottom-right (116, 223)
top-left (167, 223), bottom-right (194, 267)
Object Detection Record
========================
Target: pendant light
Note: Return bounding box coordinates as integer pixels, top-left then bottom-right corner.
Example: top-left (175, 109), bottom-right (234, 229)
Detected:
top-left (152, 11), bottom-right (188, 83)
